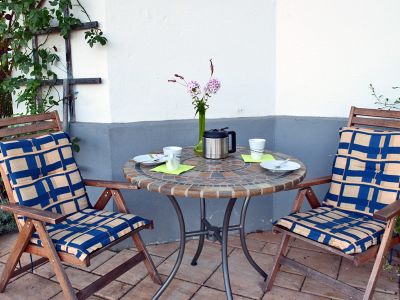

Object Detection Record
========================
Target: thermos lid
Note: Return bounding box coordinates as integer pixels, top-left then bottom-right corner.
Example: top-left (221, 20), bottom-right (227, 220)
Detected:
top-left (203, 128), bottom-right (229, 138)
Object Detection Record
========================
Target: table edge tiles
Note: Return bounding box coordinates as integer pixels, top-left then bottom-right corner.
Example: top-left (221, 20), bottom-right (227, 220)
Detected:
top-left (123, 147), bottom-right (307, 199)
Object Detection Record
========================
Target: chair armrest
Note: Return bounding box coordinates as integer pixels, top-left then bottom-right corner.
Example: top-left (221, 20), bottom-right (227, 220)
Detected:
top-left (291, 175), bottom-right (332, 190)
top-left (83, 179), bottom-right (138, 190)
top-left (0, 203), bottom-right (67, 224)
top-left (373, 201), bottom-right (400, 222)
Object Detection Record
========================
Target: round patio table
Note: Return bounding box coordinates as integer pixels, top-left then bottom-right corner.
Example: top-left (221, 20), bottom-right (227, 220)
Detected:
top-left (123, 147), bottom-right (306, 300)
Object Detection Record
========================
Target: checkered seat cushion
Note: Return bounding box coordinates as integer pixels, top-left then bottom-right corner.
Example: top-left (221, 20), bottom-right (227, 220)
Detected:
top-left (0, 131), bottom-right (151, 261)
top-left (275, 127), bottom-right (400, 254)
top-left (30, 208), bottom-right (150, 261)
top-left (275, 206), bottom-right (386, 254)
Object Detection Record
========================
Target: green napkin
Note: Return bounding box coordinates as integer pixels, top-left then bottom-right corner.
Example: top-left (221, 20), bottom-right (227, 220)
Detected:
top-left (151, 164), bottom-right (195, 175)
top-left (241, 154), bottom-right (275, 163)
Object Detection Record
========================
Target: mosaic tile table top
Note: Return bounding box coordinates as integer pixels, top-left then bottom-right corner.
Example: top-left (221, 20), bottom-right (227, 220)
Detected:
top-left (124, 147), bottom-right (307, 199)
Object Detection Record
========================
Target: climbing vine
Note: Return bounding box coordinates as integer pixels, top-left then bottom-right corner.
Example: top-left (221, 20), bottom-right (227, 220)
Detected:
top-left (0, 0), bottom-right (106, 234)
top-left (0, 0), bottom-right (107, 117)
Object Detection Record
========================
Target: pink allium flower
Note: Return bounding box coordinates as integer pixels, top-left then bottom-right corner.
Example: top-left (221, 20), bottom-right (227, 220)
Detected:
top-left (204, 78), bottom-right (221, 94)
top-left (187, 81), bottom-right (201, 97)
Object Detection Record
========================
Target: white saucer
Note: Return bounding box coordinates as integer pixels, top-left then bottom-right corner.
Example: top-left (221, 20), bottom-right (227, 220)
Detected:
top-left (133, 154), bottom-right (167, 166)
top-left (260, 160), bottom-right (301, 172)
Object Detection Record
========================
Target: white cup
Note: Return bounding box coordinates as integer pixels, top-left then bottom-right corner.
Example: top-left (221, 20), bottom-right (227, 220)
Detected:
top-left (249, 138), bottom-right (266, 160)
top-left (163, 146), bottom-right (182, 170)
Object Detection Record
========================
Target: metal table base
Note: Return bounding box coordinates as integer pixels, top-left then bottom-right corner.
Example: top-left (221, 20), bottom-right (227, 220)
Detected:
top-left (152, 196), bottom-right (268, 300)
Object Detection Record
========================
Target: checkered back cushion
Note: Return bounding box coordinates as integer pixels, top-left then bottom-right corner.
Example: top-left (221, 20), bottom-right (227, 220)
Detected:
top-left (324, 127), bottom-right (400, 215)
top-left (0, 131), bottom-right (91, 224)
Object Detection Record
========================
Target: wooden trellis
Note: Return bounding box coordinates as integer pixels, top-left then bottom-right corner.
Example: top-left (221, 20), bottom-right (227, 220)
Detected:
top-left (33, 5), bottom-right (102, 132)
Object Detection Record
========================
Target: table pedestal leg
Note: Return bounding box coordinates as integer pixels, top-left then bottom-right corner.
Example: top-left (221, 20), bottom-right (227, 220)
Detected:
top-left (191, 198), bottom-right (206, 266)
top-left (222, 198), bottom-right (237, 300)
top-left (239, 196), bottom-right (268, 281)
top-left (153, 196), bottom-right (266, 300)
top-left (152, 196), bottom-right (186, 300)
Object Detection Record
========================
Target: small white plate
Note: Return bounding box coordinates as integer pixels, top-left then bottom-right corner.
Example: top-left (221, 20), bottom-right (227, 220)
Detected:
top-left (133, 154), bottom-right (167, 166)
top-left (260, 160), bottom-right (301, 172)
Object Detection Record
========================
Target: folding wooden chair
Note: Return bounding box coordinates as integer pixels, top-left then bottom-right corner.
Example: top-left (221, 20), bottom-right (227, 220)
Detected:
top-left (0, 111), bottom-right (161, 300)
top-left (266, 107), bottom-right (400, 300)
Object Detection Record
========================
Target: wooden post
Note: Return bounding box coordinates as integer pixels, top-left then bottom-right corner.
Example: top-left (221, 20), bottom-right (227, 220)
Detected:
top-left (62, 79), bottom-right (69, 132)
top-left (32, 35), bottom-right (43, 110)
top-left (63, 6), bottom-right (75, 123)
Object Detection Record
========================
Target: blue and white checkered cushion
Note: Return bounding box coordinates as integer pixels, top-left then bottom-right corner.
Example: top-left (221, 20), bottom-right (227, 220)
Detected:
top-left (30, 208), bottom-right (150, 261)
top-left (0, 131), bottom-right (90, 220)
top-left (325, 127), bottom-right (400, 215)
top-left (275, 206), bottom-right (386, 254)
top-left (0, 131), bottom-right (151, 261)
top-left (275, 127), bottom-right (400, 254)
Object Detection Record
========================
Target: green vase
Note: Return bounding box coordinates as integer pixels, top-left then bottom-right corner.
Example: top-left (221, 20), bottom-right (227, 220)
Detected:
top-left (194, 110), bottom-right (206, 153)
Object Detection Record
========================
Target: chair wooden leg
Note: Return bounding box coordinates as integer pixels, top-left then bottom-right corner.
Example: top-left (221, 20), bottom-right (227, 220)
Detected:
top-left (363, 218), bottom-right (396, 300)
top-left (32, 220), bottom-right (77, 300)
top-left (132, 233), bottom-right (162, 284)
top-left (111, 189), bottom-right (162, 285)
top-left (265, 233), bottom-right (291, 292)
top-left (0, 220), bottom-right (34, 292)
top-left (291, 188), bottom-right (308, 213)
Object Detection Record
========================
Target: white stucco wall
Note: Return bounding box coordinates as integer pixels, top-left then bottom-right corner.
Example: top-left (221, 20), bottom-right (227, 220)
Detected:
top-left (69, 0), bottom-right (110, 122)
top-left (105, 0), bottom-right (276, 123)
top-left (275, 0), bottom-right (400, 117)
top-left (18, 0), bottom-right (400, 122)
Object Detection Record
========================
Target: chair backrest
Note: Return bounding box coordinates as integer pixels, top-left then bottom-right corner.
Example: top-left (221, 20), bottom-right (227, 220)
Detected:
top-left (0, 111), bottom-right (62, 140)
top-left (0, 112), bottom-right (90, 228)
top-left (347, 106), bottom-right (400, 129)
top-left (324, 107), bottom-right (400, 216)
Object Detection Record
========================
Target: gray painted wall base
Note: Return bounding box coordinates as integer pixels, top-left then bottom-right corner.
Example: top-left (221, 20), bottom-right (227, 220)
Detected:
top-left (71, 115), bottom-right (346, 246)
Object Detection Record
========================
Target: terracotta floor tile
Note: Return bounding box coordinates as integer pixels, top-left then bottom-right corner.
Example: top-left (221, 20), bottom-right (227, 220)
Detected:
top-left (246, 231), bottom-right (283, 243)
top-left (205, 248), bottom-right (273, 299)
top-left (1, 272), bottom-right (61, 299)
top-left (0, 233), bottom-right (17, 257)
top-left (157, 240), bottom-right (233, 284)
top-left (284, 247), bottom-right (341, 277)
top-left (50, 267), bottom-right (100, 290)
top-left (146, 241), bottom-right (179, 258)
top-left (372, 292), bottom-right (400, 299)
top-left (50, 290), bottom-right (103, 300)
top-left (229, 235), bottom-right (266, 252)
top-left (34, 262), bottom-right (56, 279)
top-left (76, 250), bottom-right (117, 272)
top-left (290, 238), bottom-right (330, 254)
top-left (0, 252), bottom-right (42, 282)
top-left (191, 286), bottom-right (251, 300)
top-left (301, 278), bottom-right (348, 299)
top-left (261, 242), bottom-right (279, 255)
top-left (0, 252), bottom-right (40, 265)
top-left (274, 270), bottom-right (305, 291)
top-left (121, 275), bottom-right (199, 300)
top-left (93, 249), bottom-right (163, 285)
top-left (262, 286), bottom-right (330, 299)
top-left (302, 277), bottom-right (400, 300)
top-left (338, 259), bottom-right (399, 294)
top-left (95, 280), bottom-right (133, 300)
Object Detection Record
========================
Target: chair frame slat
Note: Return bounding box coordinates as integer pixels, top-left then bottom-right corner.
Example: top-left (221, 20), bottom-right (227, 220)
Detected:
top-left (0, 112), bottom-right (57, 128)
top-left (348, 106), bottom-right (400, 129)
top-left (0, 120), bottom-right (59, 138)
top-left (350, 116), bottom-right (400, 129)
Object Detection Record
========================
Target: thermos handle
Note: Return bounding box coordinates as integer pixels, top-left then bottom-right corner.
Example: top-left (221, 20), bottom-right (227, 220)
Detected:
top-left (228, 131), bottom-right (236, 153)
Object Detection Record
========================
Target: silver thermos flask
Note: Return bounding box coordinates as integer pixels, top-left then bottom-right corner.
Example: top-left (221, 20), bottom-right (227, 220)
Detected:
top-left (203, 128), bottom-right (236, 159)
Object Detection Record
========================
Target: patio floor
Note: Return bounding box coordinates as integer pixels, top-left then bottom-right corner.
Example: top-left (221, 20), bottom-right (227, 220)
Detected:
top-left (0, 231), bottom-right (398, 300)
